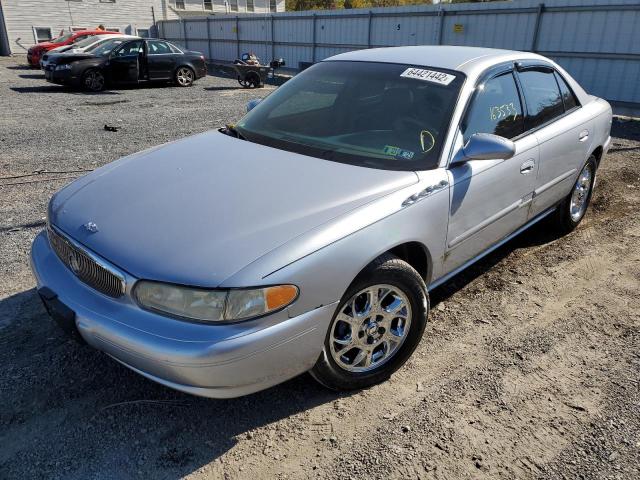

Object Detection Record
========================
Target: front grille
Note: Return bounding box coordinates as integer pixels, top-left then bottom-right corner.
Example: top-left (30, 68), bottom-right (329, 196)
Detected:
top-left (47, 226), bottom-right (125, 298)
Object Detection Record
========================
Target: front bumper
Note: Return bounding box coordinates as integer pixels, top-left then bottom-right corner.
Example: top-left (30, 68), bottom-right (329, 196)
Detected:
top-left (30, 230), bottom-right (336, 398)
top-left (44, 68), bottom-right (78, 86)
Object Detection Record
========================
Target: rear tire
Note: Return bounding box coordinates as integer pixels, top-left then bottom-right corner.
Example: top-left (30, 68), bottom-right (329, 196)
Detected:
top-left (310, 254), bottom-right (429, 391)
top-left (81, 69), bottom-right (105, 92)
top-left (175, 66), bottom-right (195, 87)
top-left (551, 155), bottom-right (597, 235)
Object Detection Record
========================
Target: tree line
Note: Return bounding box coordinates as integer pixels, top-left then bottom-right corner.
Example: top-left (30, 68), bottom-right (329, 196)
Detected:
top-left (285, 0), bottom-right (498, 10)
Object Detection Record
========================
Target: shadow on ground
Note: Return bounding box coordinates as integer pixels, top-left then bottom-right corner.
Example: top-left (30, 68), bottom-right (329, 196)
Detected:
top-left (10, 85), bottom-right (120, 95)
top-left (6, 65), bottom-right (33, 70)
top-left (0, 217), bottom-right (561, 478)
top-left (0, 287), bottom-right (342, 479)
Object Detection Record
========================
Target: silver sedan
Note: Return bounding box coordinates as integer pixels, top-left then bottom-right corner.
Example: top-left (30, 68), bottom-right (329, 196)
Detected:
top-left (31, 46), bottom-right (612, 398)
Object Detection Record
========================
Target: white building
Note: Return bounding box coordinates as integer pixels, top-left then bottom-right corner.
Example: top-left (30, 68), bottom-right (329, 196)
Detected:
top-left (0, 0), bottom-right (284, 56)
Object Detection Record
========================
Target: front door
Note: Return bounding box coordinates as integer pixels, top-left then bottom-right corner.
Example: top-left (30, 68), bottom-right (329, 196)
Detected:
top-left (109, 40), bottom-right (144, 83)
top-left (444, 70), bottom-right (538, 273)
top-left (146, 40), bottom-right (176, 80)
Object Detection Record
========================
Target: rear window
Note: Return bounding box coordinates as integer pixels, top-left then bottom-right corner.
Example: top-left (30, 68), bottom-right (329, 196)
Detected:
top-left (518, 69), bottom-right (564, 130)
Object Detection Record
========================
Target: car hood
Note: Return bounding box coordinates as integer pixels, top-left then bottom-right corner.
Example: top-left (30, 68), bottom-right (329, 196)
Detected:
top-left (50, 131), bottom-right (417, 287)
top-left (30, 42), bottom-right (56, 51)
top-left (50, 52), bottom-right (97, 64)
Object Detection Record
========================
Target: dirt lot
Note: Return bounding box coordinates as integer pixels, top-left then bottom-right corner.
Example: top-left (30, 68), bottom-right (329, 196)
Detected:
top-left (1, 56), bottom-right (639, 480)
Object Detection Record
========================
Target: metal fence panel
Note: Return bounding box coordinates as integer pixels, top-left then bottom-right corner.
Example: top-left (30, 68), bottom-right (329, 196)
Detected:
top-left (158, 0), bottom-right (640, 114)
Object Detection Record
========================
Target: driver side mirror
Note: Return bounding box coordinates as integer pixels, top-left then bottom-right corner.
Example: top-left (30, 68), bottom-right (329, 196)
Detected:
top-left (455, 133), bottom-right (516, 164)
top-left (246, 98), bottom-right (262, 112)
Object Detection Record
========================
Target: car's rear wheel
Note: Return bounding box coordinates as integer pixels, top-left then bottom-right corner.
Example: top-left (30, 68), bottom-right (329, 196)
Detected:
top-left (82, 69), bottom-right (105, 92)
top-left (175, 67), bottom-right (195, 87)
top-left (310, 254), bottom-right (429, 391)
top-left (551, 155), bottom-right (597, 234)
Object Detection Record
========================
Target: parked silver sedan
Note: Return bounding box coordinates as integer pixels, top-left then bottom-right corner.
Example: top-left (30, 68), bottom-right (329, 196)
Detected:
top-left (31, 46), bottom-right (612, 398)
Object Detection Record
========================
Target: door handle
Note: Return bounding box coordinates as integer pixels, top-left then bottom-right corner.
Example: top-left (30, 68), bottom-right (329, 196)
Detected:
top-left (520, 159), bottom-right (535, 175)
top-left (579, 130), bottom-right (589, 142)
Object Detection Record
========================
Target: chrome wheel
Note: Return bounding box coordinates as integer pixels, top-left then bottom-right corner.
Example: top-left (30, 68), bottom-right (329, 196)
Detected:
top-left (176, 67), bottom-right (194, 86)
top-left (329, 284), bottom-right (412, 373)
top-left (569, 163), bottom-right (593, 222)
top-left (84, 70), bottom-right (104, 91)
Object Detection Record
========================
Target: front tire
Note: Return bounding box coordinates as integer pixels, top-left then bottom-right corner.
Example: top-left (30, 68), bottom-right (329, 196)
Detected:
top-left (81, 69), bottom-right (105, 92)
top-left (551, 155), bottom-right (597, 234)
top-left (310, 254), bottom-right (429, 391)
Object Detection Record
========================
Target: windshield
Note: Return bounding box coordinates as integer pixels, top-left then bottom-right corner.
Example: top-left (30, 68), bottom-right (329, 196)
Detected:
top-left (51, 33), bottom-right (74, 44)
top-left (236, 61), bottom-right (464, 171)
top-left (91, 39), bottom-right (126, 57)
top-left (85, 38), bottom-right (119, 52)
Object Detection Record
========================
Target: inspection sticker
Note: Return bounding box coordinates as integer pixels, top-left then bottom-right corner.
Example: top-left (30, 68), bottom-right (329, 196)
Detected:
top-left (400, 68), bottom-right (456, 86)
top-left (384, 145), bottom-right (415, 160)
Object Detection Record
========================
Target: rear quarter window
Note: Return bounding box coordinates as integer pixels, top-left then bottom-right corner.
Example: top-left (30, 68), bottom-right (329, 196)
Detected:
top-left (554, 71), bottom-right (579, 111)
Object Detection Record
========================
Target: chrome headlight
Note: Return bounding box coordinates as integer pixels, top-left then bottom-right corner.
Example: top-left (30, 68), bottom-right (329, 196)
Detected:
top-left (55, 64), bottom-right (72, 70)
top-left (134, 281), bottom-right (299, 323)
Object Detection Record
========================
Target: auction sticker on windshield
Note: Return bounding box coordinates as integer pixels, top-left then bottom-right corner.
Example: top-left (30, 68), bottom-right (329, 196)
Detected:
top-left (400, 68), bottom-right (456, 85)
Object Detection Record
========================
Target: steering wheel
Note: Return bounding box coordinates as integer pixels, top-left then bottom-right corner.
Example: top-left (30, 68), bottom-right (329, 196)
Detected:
top-left (393, 116), bottom-right (424, 133)
top-left (393, 117), bottom-right (438, 153)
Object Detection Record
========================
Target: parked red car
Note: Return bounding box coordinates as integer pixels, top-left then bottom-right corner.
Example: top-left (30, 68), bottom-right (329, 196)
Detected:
top-left (27, 30), bottom-right (120, 67)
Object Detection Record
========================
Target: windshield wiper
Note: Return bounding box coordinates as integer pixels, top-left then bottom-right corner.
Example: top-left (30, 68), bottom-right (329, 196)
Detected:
top-left (221, 124), bottom-right (247, 140)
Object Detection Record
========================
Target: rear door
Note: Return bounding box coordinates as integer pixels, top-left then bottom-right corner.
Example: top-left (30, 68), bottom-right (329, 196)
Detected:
top-left (444, 69), bottom-right (539, 273)
top-left (146, 40), bottom-right (176, 80)
top-left (108, 40), bottom-right (144, 83)
top-left (516, 66), bottom-right (594, 218)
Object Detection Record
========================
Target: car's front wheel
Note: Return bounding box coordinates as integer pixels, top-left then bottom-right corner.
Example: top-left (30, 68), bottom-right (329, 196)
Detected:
top-left (310, 254), bottom-right (429, 391)
top-left (82, 69), bottom-right (105, 92)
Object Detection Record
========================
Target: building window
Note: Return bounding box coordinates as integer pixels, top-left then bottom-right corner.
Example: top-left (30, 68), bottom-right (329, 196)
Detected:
top-left (246, 0), bottom-right (254, 12)
top-left (137, 28), bottom-right (150, 38)
top-left (71, 27), bottom-right (88, 32)
top-left (105, 27), bottom-right (121, 32)
top-left (229, 0), bottom-right (238, 12)
top-left (33, 27), bottom-right (52, 43)
top-left (269, 0), bottom-right (277, 13)
top-left (175, 0), bottom-right (185, 9)
top-left (203, 0), bottom-right (213, 10)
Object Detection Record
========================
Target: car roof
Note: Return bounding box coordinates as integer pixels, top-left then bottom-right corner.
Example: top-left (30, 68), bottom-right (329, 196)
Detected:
top-left (325, 45), bottom-right (546, 76)
top-left (93, 34), bottom-right (138, 40)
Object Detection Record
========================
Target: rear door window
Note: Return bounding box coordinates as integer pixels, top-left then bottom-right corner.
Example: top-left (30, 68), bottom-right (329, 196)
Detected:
top-left (462, 72), bottom-right (525, 142)
top-left (147, 40), bottom-right (172, 55)
top-left (518, 69), bottom-right (565, 130)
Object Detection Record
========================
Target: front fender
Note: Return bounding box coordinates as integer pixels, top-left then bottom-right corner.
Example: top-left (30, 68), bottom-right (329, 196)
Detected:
top-left (221, 169), bottom-right (450, 317)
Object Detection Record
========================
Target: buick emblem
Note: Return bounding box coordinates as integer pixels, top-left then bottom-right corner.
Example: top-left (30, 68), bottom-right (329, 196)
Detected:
top-left (68, 253), bottom-right (81, 274)
top-left (84, 221), bottom-right (99, 233)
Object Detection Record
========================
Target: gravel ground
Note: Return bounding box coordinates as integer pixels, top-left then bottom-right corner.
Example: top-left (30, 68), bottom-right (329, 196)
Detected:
top-left (1, 56), bottom-right (639, 480)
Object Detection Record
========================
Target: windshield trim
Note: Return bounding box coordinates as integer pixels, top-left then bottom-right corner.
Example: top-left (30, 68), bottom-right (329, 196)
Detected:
top-left (238, 60), bottom-right (466, 172)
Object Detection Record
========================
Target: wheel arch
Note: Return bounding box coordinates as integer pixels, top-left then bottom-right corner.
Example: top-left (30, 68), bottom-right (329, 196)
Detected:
top-left (386, 241), bottom-right (432, 284)
top-left (348, 241), bottom-right (432, 289)
top-left (590, 145), bottom-right (604, 168)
